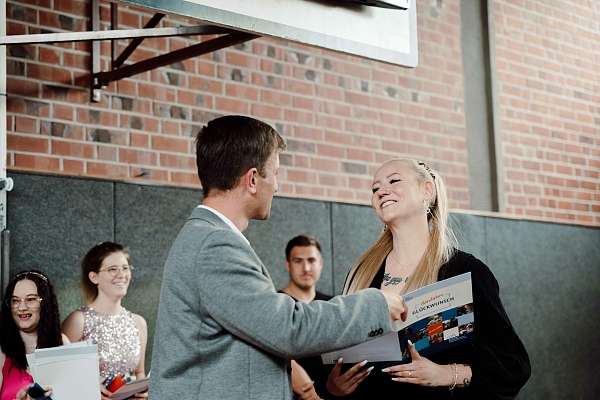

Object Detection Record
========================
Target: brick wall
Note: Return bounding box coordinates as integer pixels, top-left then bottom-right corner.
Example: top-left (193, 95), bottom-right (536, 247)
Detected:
top-left (4, 0), bottom-right (599, 226)
top-left (493, 0), bottom-right (600, 225)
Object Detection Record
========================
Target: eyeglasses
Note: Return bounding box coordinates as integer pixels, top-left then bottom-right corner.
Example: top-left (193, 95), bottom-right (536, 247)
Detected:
top-left (7, 296), bottom-right (43, 309)
top-left (98, 265), bottom-right (134, 276)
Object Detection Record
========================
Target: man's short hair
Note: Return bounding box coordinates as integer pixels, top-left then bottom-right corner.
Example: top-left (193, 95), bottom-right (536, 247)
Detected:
top-left (285, 235), bottom-right (322, 261)
top-left (195, 115), bottom-right (286, 196)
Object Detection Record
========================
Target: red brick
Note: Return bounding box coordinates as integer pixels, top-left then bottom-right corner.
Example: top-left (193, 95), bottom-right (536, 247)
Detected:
top-left (8, 134), bottom-right (48, 153)
top-left (119, 148), bottom-right (157, 166)
top-left (225, 83), bottom-right (259, 101)
top-left (7, 77), bottom-right (39, 97)
top-left (130, 133), bottom-right (150, 148)
top-left (62, 159), bottom-right (84, 174)
top-left (260, 90), bottom-right (291, 106)
top-left (63, 52), bottom-right (89, 70)
top-left (53, 104), bottom-right (74, 120)
top-left (170, 171), bottom-right (200, 186)
top-left (225, 52), bottom-right (258, 69)
top-left (151, 136), bottom-right (189, 153)
top-left (14, 154), bottom-right (59, 171)
top-left (189, 76), bottom-right (223, 94)
top-left (287, 169), bottom-right (316, 184)
top-left (283, 79), bottom-right (313, 96)
top-left (28, 64), bottom-right (72, 84)
top-left (54, 0), bottom-right (86, 15)
top-left (14, 117), bottom-right (37, 134)
top-left (97, 145), bottom-right (117, 162)
top-left (251, 104), bottom-right (282, 120)
top-left (87, 162), bottom-right (128, 178)
top-left (215, 97), bottom-right (248, 114)
top-left (51, 140), bottom-right (94, 158)
top-left (39, 47), bottom-right (61, 64)
top-left (317, 144), bottom-right (345, 158)
top-left (159, 153), bottom-right (195, 169)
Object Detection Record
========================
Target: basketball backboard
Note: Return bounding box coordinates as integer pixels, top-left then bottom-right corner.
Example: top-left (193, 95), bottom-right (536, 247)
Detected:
top-left (119, 0), bottom-right (418, 67)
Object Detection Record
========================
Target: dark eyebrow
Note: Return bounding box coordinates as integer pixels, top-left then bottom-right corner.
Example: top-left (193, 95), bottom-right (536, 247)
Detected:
top-left (372, 173), bottom-right (402, 186)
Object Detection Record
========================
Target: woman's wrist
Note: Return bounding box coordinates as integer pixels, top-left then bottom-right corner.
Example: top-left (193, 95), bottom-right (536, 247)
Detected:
top-left (448, 364), bottom-right (458, 390)
top-left (457, 364), bottom-right (472, 388)
top-left (444, 363), bottom-right (473, 390)
top-left (447, 364), bottom-right (472, 389)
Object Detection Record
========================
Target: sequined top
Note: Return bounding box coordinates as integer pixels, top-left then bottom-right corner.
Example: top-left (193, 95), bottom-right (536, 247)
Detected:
top-left (80, 306), bottom-right (141, 381)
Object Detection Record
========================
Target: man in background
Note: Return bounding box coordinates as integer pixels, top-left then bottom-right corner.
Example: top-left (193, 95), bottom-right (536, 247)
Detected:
top-left (280, 234), bottom-right (331, 400)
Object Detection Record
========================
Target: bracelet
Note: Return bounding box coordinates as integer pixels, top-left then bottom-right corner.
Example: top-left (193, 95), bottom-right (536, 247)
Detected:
top-left (448, 363), bottom-right (458, 391)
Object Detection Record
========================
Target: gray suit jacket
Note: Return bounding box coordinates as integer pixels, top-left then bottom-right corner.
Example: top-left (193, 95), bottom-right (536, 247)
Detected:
top-left (150, 207), bottom-right (391, 399)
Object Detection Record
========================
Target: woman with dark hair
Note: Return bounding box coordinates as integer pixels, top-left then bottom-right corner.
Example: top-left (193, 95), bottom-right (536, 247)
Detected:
top-left (323, 158), bottom-right (530, 400)
top-left (62, 242), bottom-right (148, 400)
top-left (0, 270), bottom-right (64, 400)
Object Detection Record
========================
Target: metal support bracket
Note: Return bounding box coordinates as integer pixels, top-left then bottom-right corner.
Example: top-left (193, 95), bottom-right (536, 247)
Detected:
top-left (89, 1), bottom-right (258, 102)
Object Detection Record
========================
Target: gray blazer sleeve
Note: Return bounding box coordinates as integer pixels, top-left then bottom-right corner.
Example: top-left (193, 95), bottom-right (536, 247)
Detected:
top-left (194, 229), bottom-right (392, 359)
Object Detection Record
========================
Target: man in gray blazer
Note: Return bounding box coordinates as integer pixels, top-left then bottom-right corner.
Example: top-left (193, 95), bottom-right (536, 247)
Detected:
top-left (150, 115), bottom-right (406, 400)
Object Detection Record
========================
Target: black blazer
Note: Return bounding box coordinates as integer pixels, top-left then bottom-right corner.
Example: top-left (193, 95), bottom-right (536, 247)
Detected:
top-left (320, 250), bottom-right (531, 400)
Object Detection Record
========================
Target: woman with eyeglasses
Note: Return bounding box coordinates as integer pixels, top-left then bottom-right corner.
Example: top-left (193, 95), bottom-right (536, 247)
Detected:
top-left (0, 270), bottom-right (64, 400)
top-left (62, 242), bottom-right (148, 400)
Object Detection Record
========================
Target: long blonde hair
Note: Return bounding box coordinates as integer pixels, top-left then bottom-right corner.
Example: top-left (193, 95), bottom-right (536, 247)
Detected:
top-left (343, 159), bottom-right (456, 294)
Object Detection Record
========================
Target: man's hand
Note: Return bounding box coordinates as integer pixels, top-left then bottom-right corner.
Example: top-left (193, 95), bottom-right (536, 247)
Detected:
top-left (380, 291), bottom-right (408, 322)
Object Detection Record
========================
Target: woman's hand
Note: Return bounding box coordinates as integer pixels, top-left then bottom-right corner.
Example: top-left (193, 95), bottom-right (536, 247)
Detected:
top-left (291, 360), bottom-right (321, 400)
top-left (100, 385), bottom-right (113, 400)
top-left (133, 390), bottom-right (149, 398)
top-left (295, 381), bottom-right (322, 400)
top-left (15, 385), bottom-right (52, 400)
top-left (383, 340), bottom-right (452, 387)
top-left (326, 358), bottom-right (373, 396)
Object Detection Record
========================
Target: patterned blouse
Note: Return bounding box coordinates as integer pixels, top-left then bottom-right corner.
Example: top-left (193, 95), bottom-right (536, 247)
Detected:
top-left (80, 306), bottom-right (141, 381)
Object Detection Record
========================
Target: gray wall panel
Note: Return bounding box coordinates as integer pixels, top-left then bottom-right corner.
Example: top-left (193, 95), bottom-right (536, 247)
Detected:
top-left (485, 218), bottom-right (600, 400)
top-left (4, 173), bottom-right (600, 399)
top-left (245, 197), bottom-right (334, 295)
top-left (330, 202), bottom-right (383, 295)
top-left (449, 213), bottom-right (488, 263)
top-left (113, 182), bottom-right (202, 366)
top-left (6, 172), bottom-right (114, 319)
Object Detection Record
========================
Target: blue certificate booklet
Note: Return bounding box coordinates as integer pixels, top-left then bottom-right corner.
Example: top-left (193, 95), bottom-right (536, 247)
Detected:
top-left (321, 272), bottom-right (474, 365)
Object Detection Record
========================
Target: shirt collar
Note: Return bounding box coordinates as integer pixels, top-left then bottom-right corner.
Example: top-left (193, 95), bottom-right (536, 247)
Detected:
top-left (197, 205), bottom-right (250, 245)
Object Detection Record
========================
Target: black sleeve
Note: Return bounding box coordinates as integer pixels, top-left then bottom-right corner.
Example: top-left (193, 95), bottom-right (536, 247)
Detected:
top-left (467, 257), bottom-right (531, 399)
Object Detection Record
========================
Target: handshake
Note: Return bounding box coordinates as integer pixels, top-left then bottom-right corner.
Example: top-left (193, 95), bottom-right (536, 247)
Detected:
top-left (380, 291), bottom-right (408, 322)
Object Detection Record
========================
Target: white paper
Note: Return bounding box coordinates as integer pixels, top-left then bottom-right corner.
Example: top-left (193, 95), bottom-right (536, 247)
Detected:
top-left (320, 331), bottom-right (402, 364)
top-left (28, 343), bottom-right (101, 400)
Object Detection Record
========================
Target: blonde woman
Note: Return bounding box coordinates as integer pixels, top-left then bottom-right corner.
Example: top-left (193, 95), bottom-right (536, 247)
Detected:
top-left (324, 159), bottom-right (530, 400)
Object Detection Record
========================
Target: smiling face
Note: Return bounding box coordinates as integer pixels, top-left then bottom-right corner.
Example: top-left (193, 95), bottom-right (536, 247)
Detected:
top-left (286, 245), bottom-right (323, 291)
top-left (88, 251), bottom-right (131, 301)
top-left (371, 160), bottom-right (433, 225)
top-left (11, 279), bottom-right (42, 333)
